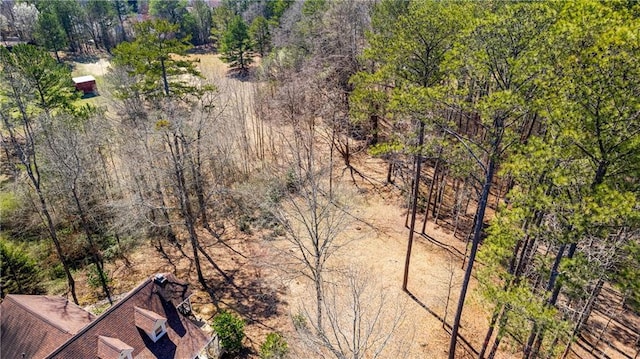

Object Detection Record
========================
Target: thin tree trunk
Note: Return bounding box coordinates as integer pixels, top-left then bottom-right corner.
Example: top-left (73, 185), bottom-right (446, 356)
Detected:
top-left (405, 157), bottom-right (416, 229)
top-left (116, 3), bottom-right (128, 42)
top-left (431, 163), bottom-right (441, 220)
top-left (39, 184), bottom-right (78, 303)
top-left (479, 307), bottom-right (501, 359)
top-left (370, 113), bottom-right (379, 146)
top-left (161, 58), bottom-right (170, 96)
top-left (422, 154), bottom-right (440, 234)
top-left (402, 121), bottom-right (425, 291)
top-left (487, 306), bottom-right (509, 359)
top-left (70, 185), bottom-right (112, 304)
top-left (434, 168), bottom-right (447, 224)
top-left (562, 277), bottom-right (605, 358)
top-left (479, 218), bottom-right (530, 359)
top-left (156, 183), bottom-right (180, 246)
top-left (315, 269), bottom-right (324, 339)
top-left (171, 134), bottom-right (207, 289)
top-left (453, 179), bottom-right (467, 238)
top-left (524, 243), bottom-right (566, 358)
top-left (1, 111), bottom-right (79, 304)
top-left (493, 178), bottom-right (503, 209)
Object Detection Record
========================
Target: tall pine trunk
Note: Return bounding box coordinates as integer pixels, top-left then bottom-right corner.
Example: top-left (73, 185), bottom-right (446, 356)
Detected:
top-left (448, 154), bottom-right (497, 358)
top-left (402, 121), bottom-right (425, 291)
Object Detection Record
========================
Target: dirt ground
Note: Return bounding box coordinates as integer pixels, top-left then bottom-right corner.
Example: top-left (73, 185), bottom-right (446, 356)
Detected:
top-left (71, 57), bottom-right (111, 77)
top-left (93, 160), bottom-right (496, 359)
top-left (70, 54), bottom-right (638, 359)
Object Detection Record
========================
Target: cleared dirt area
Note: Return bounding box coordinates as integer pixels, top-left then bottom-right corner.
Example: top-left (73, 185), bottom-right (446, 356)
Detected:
top-left (71, 54), bottom-right (638, 359)
top-left (89, 167), bottom-right (494, 358)
top-left (72, 58), bottom-right (111, 77)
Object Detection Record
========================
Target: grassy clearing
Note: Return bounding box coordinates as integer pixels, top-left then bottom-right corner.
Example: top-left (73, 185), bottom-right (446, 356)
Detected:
top-left (71, 58), bottom-right (111, 107)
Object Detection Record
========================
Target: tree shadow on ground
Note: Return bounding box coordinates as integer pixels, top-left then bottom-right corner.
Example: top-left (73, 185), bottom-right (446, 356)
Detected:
top-left (66, 54), bottom-right (101, 64)
top-left (226, 67), bottom-right (255, 82)
top-left (405, 290), bottom-right (478, 358)
top-left (574, 285), bottom-right (640, 359)
top-left (204, 268), bottom-right (281, 332)
top-left (419, 231), bottom-right (466, 261)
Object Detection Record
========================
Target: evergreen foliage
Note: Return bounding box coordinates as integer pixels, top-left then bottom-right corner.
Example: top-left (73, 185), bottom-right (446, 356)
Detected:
top-left (260, 332), bottom-right (289, 359)
top-left (249, 16), bottom-right (270, 57)
top-left (212, 310), bottom-right (246, 354)
top-left (112, 19), bottom-right (202, 98)
top-left (220, 16), bottom-right (253, 75)
top-left (0, 240), bottom-right (43, 297)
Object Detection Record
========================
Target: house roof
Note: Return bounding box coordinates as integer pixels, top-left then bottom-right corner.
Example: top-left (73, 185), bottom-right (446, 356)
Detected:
top-left (154, 274), bottom-right (193, 307)
top-left (0, 295), bottom-right (96, 359)
top-left (98, 336), bottom-right (134, 359)
top-left (134, 306), bottom-right (166, 333)
top-left (45, 273), bottom-right (210, 359)
top-left (72, 75), bottom-right (96, 83)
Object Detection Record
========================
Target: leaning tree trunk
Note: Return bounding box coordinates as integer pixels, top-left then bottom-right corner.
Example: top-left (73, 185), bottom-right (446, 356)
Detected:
top-left (421, 151), bottom-right (441, 234)
top-left (562, 276), bottom-right (605, 358)
top-left (36, 185), bottom-right (79, 304)
top-left (524, 243), bottom-right (566, 358)
top-left (2, 113), bottom-right (79, 304)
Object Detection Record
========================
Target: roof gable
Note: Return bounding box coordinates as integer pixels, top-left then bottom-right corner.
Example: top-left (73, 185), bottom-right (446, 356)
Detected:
top-left (0, 295), bottom-right (95, 359)
top-left (134, 306), bottom-right (166, 333)
top-left (98, 336), bottom-right (134, 359)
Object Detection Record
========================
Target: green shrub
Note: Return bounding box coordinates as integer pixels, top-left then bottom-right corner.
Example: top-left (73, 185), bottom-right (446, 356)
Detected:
top-left (285, 169), bottom-right (299, 193)
top-left (212, 310), bottom-right (245, 354)
top-left (0, 191), bottom-right (18, 215)
top-left (86, 263), bottom-right (112, 291)
top-left (237, 214), bottom-right (252, 234)
top-left (0, 191), bottom-right (19, 227)
top-left (0, 240), bottom-right (43, 296)
top-left (48, 263), bottom-right (66, 280)
top-left (292, 313), bottom-right (307, 331)
top-left (260, 332), bottom-right (288, 359)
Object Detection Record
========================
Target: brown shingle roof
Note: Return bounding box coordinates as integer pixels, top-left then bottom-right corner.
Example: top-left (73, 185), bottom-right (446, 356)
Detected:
top-left (46, 274), bottom-right (210, 359)
top-left (134, 306), bottom-right (166, 333)
top-left (0, 295), bottom-right (95, 359)
top-left (154, 274), bottom-right (193, 307)
top-left (98, 336), bottom-right (134, 359)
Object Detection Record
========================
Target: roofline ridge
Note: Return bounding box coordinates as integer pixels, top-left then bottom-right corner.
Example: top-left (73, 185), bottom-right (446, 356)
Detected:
top-left (45, 275), bottom-right (155, 359)
top-left (4, 295), bottom-right (75, 336)
top-left (134, 305), bottom-right (164, 319)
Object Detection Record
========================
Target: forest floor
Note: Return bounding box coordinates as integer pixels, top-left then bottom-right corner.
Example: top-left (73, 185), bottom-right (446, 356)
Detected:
top-left (83, 155), bottom-right (497, 359)
top-left (68, 54), bottom-right (638, 359)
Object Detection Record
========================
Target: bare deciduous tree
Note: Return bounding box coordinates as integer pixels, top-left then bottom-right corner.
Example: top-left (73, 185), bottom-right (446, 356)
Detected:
top-left (294, 268), bottom-right (412, 359)
top-left (269, 133), bottom-right (350, 336)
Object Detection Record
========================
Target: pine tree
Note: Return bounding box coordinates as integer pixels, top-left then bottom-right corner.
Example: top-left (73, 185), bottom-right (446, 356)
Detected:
top-left (220, 16), bottom-right (253, 76)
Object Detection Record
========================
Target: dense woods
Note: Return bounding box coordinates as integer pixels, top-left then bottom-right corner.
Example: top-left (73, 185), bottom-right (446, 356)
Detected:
top-left (0, 0), bottom-right (639, 358)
